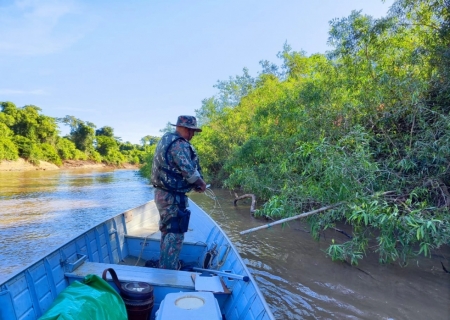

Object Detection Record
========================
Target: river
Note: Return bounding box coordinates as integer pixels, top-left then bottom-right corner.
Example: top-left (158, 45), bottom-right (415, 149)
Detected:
top-left (0, 169), bottom-right (448, 319)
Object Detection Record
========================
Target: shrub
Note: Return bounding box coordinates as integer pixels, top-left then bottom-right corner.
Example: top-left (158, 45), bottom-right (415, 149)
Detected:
top-left (0, 137), bottom-right (19, 160)
top-left (41, 143), bottom-right (62, 166)
top-left (139, 145), bottom-right (157, 178)
top-left (88, 150), bottom-right (102, 163)
top-left (56, 137), bottom-right (79, 160)
top-left (13, 135), bottom-right (43, 165)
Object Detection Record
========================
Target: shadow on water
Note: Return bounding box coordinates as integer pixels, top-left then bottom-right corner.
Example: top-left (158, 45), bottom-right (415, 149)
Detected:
top-left (0, 171), bottom-right (448, 319)
top-left (190, 188), bottom-right (450, 320)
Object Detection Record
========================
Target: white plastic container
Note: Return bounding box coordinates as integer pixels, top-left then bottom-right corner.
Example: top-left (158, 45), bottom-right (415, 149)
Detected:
top-left (155, 291), bottom-right (222, 320)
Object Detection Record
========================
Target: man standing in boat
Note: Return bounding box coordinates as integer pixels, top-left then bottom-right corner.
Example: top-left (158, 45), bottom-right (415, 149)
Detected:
top-left (151, 115), bottom-right (207, 269)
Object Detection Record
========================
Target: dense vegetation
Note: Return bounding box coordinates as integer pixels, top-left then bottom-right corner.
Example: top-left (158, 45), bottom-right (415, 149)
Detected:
top-left (0, 102), bottom-right (159, 166)
top-left (144, 0), bottom-right (450, 265)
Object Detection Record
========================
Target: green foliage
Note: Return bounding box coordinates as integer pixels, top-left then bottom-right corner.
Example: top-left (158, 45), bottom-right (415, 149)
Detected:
top-left (88, 150), bottom-right (102, 163)
top-left (119, 140), bottom-right (149, 165)
top-left (95, 126), bottom-right (115, 137)
top-left (74, 123), bottom-right (96, 152)
top-left (95, 136), bottom-right (118, 156)
top-left (3, 0), bottom-right (445, 267)
top-left (121, 149), bottom-right (144, 165)
top-left (1, 102), bottom-right (58, 143)
top-left (1, 103), bottom-right (151, 166)
top-left (95, 135), bottom-right (125, 165)
top-left (140, 135), bottom-right (160, 147)
top-left (332, 196), bottom-right (450, 265)
top-left (326, 239), bottom-right (363, 266)
top-left (0, 109), bottom-right (16, 127)
top-left (74, 149), bottom-right (88, 161)
top-left (13, 135), bottom-right (44, 165)
top-left (171, 0), bottom-right (450, 265)
top-left (139, 144), bottom-right (157, 178)
top-left (12, 138), bottom-right (62, 166)
top-left (0, 122), bottom-right (13, 137)
top-left (56, 137), bottom-right (79, 160)
top-left (59, 115), bottom-right (96, 153)
top-left (40, 143), bottom-right (62, 166)
top-left (0, 137), bottom-right (19, 160)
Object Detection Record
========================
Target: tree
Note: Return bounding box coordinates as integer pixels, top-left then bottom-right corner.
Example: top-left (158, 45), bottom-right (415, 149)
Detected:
top-left (195, 68), bottom-right (256, 126)
top-left (153, 0), bottom-right (450, 265)
top-left (1, 102), bottom-right (58, 143)
top-left (95, 135), bottom-right (124, 164)
top-left (59, 115), bottom-right (97, 155)
top-left (0, 124), bottom-right (18, 161)
top-left (140, 135), bottom-right (160, 147)
top-left (56, 137), bottom-right (85, 160)
top-left (0, 102), bottom-right (148, 165)
top-left (159, 122), bottom-right (175, 134)
top-left (95, 126), bottom-right (115, 137)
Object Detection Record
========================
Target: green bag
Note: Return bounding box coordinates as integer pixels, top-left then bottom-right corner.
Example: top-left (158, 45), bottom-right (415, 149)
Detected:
top-left (39, 274), bottom-right (127, 320)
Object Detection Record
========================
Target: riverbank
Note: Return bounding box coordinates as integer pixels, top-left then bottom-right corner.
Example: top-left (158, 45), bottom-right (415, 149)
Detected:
top-left (0, 158), bottom-right (139, 171)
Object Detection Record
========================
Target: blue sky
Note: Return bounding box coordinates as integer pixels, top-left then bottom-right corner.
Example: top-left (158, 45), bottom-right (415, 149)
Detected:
top-left (0, 0), bottom-right (394, 144)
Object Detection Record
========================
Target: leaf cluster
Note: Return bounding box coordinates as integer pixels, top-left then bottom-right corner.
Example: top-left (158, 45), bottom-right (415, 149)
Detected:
top-left (179, 0), bottom-right (450, 265)
top-left (0, 102), bottom-right (153, 167)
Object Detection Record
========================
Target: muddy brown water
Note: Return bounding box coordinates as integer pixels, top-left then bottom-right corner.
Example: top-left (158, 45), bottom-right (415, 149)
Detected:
top-left (0, 169), bottom-right (448, 319)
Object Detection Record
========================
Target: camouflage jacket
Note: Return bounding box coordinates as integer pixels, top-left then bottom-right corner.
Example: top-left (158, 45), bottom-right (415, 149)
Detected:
top-left (151, 132), bottom-right (202, 194)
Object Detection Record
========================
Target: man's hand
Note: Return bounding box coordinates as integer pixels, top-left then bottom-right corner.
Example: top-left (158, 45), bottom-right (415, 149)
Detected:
top-left (193, 178), bottom-right (207, 193)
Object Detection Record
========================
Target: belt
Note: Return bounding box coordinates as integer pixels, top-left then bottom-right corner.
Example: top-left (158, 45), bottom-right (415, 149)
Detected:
top-left (153, 185), bottom-right (186, 197)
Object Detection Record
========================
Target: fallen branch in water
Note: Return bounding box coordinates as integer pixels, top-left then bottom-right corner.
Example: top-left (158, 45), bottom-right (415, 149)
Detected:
top-left (332, 227), bottom-right (353, 239)
top-left (234, 193), bottom-right (256, 214)
top-left (442, 262), bottom-right (449, 273)
top-left (239, 203), bottom-right (343, 235)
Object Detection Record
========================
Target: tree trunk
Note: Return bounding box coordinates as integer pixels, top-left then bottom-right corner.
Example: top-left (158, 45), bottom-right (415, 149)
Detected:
top-left (239, 203), bottom-right (342, 235)
top-left (234, 193), bottom-right (256, 214)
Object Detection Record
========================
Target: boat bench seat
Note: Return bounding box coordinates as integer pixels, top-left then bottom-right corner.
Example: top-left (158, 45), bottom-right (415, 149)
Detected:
top-left (65, 261), bottom-right (231, 309)
top-left (65, 261), bottom-right (198, 290)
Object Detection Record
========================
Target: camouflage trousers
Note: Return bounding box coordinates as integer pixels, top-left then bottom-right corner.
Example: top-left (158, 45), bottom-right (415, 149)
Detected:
top-left (154, 188), bottom-right (186, 270)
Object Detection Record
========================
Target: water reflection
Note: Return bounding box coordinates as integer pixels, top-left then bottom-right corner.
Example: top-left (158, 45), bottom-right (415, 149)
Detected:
top-left (0, 169), bottom-right (153, 284)
top-left (189, 189), bottom-right (450, 320)
top-left (0, 172), bottom-right (448, 319)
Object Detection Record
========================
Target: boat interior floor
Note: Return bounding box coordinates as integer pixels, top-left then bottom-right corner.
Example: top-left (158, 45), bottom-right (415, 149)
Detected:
top-left (126, 223), bottom-right (208, 245)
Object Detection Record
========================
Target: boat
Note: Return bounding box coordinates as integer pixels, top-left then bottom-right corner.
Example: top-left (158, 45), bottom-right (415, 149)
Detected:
top-left (0, 199), bottom-right (275, 320)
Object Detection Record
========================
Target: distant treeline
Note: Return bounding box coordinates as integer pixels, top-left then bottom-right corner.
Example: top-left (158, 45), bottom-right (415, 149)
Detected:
top-left (142, 0), bottom-right (450, 265)
top-left (0, 101), bottom-right (160, 166)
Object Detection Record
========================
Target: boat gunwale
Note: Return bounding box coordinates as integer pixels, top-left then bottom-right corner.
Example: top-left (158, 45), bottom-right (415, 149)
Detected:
top-left (0, 201), bottom-right (146, 286)
top-left (0, 199), bottom-right (275, 319)
top-left (187, 199), bottom-right (275, 318)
